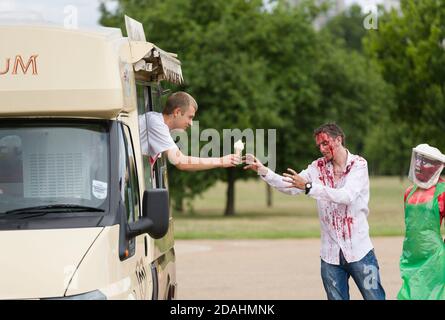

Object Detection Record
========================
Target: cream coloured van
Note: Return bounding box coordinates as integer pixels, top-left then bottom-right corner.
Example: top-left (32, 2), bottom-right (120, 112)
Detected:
top-left (0, 16), bottom-right (179, 300)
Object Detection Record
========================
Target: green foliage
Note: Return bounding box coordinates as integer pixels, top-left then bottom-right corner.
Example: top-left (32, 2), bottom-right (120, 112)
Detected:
top-left (363, 111), bottom-right (413, 176)
top-left (316, 37), bottom-right (395, 153)
top-left (270, 14), bottom-right (393, 174)
top-left (100, 0), bottom-right (282, 213)
top-left (100, 0), bottom-right (397, 212)
top-left (364, 0), bottom-right (445, 175)
top-left (323, 4), bottom-right (368, 52)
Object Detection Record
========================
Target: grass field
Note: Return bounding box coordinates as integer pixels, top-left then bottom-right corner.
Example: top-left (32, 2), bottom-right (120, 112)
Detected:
top-left (173, 176), bottom-right (414, 239)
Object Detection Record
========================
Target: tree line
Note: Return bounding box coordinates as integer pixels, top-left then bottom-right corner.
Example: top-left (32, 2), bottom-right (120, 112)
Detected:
top-left (100, 0), bottom-right (445, 215)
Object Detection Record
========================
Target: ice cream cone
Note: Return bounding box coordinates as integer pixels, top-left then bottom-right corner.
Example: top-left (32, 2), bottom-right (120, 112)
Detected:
top-left (234, 139), bottom-right (244, 157)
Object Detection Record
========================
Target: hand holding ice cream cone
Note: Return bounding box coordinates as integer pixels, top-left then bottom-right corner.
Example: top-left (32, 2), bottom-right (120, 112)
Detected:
top-left (220, 140), bottom-right (244, 167)
top-left (220, 154), bottom-right (242, 167)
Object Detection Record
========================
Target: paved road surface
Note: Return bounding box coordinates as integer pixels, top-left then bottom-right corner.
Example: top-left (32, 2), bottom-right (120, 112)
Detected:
top-left (175, 237), bottom-right (403, 300)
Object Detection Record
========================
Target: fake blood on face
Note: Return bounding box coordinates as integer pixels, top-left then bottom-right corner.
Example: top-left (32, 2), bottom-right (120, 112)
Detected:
top-left (315, 133), bottom-right (337, 187)
top-left (315, 133), bottom-right (335, 160)
top-left (415, 164), bottom-right (442, 182)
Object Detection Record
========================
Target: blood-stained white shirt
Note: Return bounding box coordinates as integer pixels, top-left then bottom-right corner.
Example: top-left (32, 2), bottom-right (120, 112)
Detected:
top-left (261, 150), bottom-right (373, 265)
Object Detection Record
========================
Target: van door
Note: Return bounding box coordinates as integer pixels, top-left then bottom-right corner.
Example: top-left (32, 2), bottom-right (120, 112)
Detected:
top-left (136, 83), bottom-right (175, 299)
top-left (118, 123), bottom-right (151, 300)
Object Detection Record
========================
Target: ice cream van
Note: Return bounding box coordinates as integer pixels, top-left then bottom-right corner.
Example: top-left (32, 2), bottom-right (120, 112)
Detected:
top-left (0, 16), bottom-right (179, 299)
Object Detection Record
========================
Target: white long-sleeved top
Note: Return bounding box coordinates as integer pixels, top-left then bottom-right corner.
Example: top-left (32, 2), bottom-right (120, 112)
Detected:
top-left (261, 151), bottom-right (373, 264)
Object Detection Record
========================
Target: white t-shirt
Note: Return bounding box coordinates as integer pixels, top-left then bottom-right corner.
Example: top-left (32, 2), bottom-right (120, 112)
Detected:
top-left (139, 112), bottom-right (177, 158)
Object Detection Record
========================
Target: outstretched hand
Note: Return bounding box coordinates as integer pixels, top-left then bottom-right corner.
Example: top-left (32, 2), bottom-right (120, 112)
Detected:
top-left (242, 154), bottom-right (268, 176)
top-left (282, 168), bottom-right (307, 189)
top-left (221, 154), bottom-right (242, 168)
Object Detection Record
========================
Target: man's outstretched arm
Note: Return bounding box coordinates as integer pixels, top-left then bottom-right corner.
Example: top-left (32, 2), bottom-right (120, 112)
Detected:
top-left (243, 154), bottom-right (308, 196)
top-left (166, 147), bottom-right (240, 171)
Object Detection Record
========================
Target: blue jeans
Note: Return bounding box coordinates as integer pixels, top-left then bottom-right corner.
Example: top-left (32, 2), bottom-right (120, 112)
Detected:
top-left (320, 249), bottom-right (386, 300)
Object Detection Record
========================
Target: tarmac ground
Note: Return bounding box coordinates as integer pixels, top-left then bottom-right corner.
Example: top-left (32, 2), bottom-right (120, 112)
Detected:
top-left (175, 237), bottom-right (403, 300)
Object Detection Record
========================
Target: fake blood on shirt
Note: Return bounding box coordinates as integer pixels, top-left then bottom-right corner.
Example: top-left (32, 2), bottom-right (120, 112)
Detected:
top-left (317, 158), bottom-right (356, 241)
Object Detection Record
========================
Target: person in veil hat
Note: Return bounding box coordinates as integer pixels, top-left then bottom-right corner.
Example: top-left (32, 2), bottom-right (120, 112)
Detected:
top-left (398, 143), bottom-right (445, 300)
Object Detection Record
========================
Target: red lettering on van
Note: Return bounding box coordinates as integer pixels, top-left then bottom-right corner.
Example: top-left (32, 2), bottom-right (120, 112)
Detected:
top-left (0, 55), bottom-right (38, 75)
top-left (12, 55), bottom-right (38, 75)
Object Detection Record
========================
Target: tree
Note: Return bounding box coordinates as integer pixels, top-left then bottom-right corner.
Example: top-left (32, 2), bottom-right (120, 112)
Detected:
top-left (100, 0), bottom-right (281, 216)
top-left (100, 0), bottom-right (395, 216)
top-left (263, 5), bottom-right (394, 176)
top-left (314, 33), bottom-right (395, 158)
top-left (323, 4), bottom-right (368, 52)
top-left (364, 0), bottom-right (445, 175)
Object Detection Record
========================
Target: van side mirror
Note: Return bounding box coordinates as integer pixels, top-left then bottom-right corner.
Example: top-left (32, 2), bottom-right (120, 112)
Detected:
top-left (142, 189), bottom-right (169, 239)
top-left (126, 218), bottom-right (153, 239)
top-left (126, 189), bottom-right (169, 240)
top-left (126, 189), bottom-right (170, 239)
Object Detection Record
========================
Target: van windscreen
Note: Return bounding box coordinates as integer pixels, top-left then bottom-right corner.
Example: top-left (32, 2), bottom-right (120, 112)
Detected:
top-left (0, 122), bottom-right (109, 215)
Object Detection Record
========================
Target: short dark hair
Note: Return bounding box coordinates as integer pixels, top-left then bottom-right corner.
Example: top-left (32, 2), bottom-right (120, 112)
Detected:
top-left (313, 123), bottom-right (346, 146)
top-left (163, 91), bottom-right (198, 115)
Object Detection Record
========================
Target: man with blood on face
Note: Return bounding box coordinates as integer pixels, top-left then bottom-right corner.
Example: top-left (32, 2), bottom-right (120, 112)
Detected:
top-left (243, 123), bottom-right (385, 300)
top-left (398, 144), bottom-right (445, 300)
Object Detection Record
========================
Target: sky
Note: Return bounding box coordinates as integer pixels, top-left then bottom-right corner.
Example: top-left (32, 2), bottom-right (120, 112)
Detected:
top-left (0, 0), bottom-right (112, 27)
top-left (0, 0), bottom-right (393, 28)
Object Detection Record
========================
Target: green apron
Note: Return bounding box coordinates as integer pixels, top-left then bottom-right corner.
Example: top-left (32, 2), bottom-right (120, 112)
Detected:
top-left (398, 182), bottom-right (445, 300)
